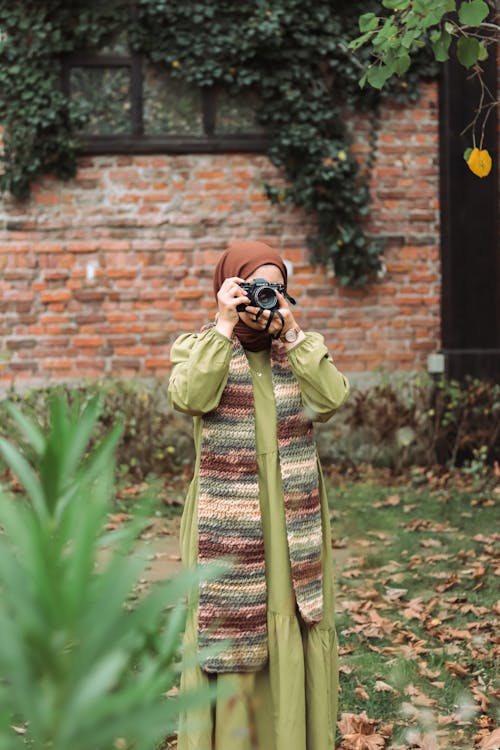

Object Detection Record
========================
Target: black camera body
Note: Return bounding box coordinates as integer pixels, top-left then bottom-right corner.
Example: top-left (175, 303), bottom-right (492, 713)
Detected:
top-left (236, 278), bottom-right (296, 312)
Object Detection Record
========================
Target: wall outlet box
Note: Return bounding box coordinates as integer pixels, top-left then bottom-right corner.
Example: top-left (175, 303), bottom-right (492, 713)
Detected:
top-left (427, 353), bottom-right (445, 374)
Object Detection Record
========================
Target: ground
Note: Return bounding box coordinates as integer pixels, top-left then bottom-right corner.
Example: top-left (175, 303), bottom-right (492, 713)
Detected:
top-left (108, 466), bottom-right (499, 750)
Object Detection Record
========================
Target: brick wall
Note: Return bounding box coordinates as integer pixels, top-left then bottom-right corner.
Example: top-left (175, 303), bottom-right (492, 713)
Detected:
top-left (0, 82), bottom-right (441, 389)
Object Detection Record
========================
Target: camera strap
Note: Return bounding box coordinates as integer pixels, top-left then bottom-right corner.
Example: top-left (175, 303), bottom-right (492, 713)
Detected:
top-left (263, 310), bottom-right (285, 339)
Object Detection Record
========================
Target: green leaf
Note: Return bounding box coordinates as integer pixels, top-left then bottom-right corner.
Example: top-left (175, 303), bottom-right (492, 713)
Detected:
top-left (358, 13), bottom-right (379, 32)
top-left (5, 402), bottom-right (45, 457)
top-left (382, 0), bottom-right (410, 9)
top-left (477, 41), bottom-right (488, 60)
top-left (366, 64), bottom-right (392, 89)
top-left (463, 147), bottom-right (473, 161)
top-left (393, 52), bottom-right (411, 75)
top-left (349, 31), bottom-right (375, 51)
top-left (358, 71), bottom-right (369, 89)
top-left (457, 35), bottom-right (481, 67)
top-left (432, 29), bottom-right (452, 61)
top-left (458, 0), bottom-right (490, 26)
top-left (0, 439), bottom-right (48, 521)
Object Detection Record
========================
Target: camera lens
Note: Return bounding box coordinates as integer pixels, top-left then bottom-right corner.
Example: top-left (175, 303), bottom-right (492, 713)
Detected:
top-left (255, 286), bottom-right (278, 309)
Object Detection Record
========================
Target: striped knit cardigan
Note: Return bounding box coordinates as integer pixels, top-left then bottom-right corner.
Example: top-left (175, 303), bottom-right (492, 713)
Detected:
top-left (197, 332), bottom-right (324, 673)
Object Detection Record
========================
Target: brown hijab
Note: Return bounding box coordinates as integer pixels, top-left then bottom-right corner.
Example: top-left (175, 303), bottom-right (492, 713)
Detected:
top-left (213, 241), bottom-right (288, 351)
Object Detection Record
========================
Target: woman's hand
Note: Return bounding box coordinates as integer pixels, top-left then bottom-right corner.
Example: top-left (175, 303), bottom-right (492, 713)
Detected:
top-left (215, 277), bottom-right (249, 339)
top-left (240, 291), bottom-right (304, 346)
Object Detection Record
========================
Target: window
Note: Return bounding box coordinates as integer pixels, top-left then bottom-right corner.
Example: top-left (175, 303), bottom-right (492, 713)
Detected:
top-left (61, 41), bottom-right (267, 154)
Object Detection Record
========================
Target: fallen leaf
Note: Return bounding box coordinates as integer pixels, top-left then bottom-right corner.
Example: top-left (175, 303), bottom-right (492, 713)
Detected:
top-left (472, 685), bottom-right (490, 711)
top-left (404, 683), bottom-right (438, 707)
top-left (444, 660), bottom-right (470, 678)
top-left (338, 711), bottom-right (391, 750)
top-left (354, 685), bottom-right (369, 701)
top-left (383, 587), bottom-right (408, 601)
top-left (374, 680), bottom-right (397, 694)
top-left (405, 730), bottom-right (440, 750)
top-left (478, 727), bottom-right (500, 748)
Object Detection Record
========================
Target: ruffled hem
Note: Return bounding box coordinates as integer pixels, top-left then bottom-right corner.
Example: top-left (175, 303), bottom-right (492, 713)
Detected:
top-left (177, 610), bottom-right (338, 750)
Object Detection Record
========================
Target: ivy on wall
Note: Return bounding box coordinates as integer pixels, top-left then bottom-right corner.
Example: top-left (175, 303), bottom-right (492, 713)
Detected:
top-left (0, 0), bottom-right (436, 286)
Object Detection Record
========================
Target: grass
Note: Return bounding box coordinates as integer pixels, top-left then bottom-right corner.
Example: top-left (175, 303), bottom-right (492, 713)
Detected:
top-left (329, 471), bottom-right (500, 748)
top-left (106, 467), bottom-right (499, 749)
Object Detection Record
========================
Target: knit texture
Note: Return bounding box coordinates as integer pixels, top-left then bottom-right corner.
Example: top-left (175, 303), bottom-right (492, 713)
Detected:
top-left (197, 333), bottom-right (323, 673)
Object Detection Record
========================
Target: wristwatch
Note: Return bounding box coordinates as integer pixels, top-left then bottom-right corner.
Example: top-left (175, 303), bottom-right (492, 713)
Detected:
top-left (281, 327), bottom-right (300, 344)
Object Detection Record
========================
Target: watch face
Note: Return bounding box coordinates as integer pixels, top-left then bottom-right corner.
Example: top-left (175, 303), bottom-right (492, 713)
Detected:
top-left (284, 328), bottom-right (298, 342)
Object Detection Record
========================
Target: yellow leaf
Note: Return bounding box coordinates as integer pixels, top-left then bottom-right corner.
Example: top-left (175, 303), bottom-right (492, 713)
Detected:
top-left (467, 147), bottom-right (492, 178)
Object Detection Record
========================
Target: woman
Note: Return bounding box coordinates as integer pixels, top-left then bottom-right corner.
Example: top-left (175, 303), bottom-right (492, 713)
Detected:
top-left (168, 241), bottom-right (349, 750)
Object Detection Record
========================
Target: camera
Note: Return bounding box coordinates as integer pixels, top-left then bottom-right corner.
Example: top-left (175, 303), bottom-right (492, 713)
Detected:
top-left (236, 278), bottom-right (296, 312)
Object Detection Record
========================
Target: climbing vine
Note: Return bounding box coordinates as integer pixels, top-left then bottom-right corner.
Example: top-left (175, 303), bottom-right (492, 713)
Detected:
top-left (0, 0), bottom-right (436, 286)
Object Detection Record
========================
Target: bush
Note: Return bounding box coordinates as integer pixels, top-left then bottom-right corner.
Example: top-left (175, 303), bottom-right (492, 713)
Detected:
top-left (317, 374), bottom-right (500, 474)
top-left (0, 380), bottom-right (194, 482)
top-left (0, 394), bottom-right (214, 749)
top-left (1, 375), bottom-right (498, 484)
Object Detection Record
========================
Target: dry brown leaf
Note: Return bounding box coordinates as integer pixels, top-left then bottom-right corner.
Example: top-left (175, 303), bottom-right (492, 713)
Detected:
top-left (472, 685), bottom-right (490, 711)
top-left (420, 538), bottom-right (442, 548)
top-left (402, 597), bottom-right (426, 621)
top-left (333, 538), bottom-right (348, 549)
top-left (354, 685), bottom-right (369, 701)
top-left (105, 512), bottom-right (132, 530)
top-left (373, 494), bottom-right (400, 508)
top-left (434, 574), bottom-right (461, 593)
top-left (342, 569), bottom-right (364, 579)
top-left (367, 530), bottom-right (391, 540)
top-left (478, 727), bottom-right (500, 749)
top-left (404, 683), bottom-right (438, 707)
top-left (405, 730), bottom-right (440, 750)
top-left (374, 679), bottom-right (397, 693)
top-left (443, 660), bottom-right (470, 678)
top-left (339, 664), bottom-right (354, 675)
top-left (417, 660), bottom-right (440, 680)
top-left (338, 711), bottom-right (389, 750)
top-left (383, 587), bottom-right (408, 601)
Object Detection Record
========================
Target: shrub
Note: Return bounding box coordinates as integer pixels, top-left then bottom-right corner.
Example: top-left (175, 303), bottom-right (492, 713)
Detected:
top-left (0, 394), bottom-right (214, 749)
top-left (0, 380), bottom-right (194, 482)
top-left (317, 374), bottom-right (500, 473)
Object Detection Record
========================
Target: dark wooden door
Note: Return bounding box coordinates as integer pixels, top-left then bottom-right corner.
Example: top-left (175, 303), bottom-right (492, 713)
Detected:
top-left (439, 39), bottom-right (499, 380)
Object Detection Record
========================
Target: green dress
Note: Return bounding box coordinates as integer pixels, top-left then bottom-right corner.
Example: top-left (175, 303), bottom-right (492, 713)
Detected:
top-left (167, 327), bottom-right (350, 750)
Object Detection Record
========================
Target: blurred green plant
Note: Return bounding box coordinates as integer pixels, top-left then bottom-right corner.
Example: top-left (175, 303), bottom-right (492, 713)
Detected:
top-left (0, 393), bottom-right (214, 750)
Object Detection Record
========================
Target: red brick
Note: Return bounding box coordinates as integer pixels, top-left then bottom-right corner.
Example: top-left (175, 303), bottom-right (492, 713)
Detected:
top-left (106, 313), bottom-right (138, 323)
top-left (175, 290), bottom-right (203, 300)
top-left (67, 241), bottom-right (99, 253)
top-left (105, 269), bottom-right (138, 279)
top-left (143, 193), bottom-right (171, 203)
top-left (100, 240), bottom-right (131, 252)
top-left (32, 243), bottom-right (64, 253)
top-left (40, 359), bottom-right (73, 370)
top-left (144, 358), bottom-right (170, 369)
top-left (114, 345), bottom-right (148, 356)
top-left (72, 336), bottom-right (104, 348)
top-left (40, 290), bottom-right (72, 303)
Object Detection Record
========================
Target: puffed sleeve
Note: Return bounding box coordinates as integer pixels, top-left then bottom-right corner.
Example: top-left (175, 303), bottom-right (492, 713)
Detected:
top-left (286, 332), bottom-right (350, 422)
top-left (167, 327), bottom-right (233, 416)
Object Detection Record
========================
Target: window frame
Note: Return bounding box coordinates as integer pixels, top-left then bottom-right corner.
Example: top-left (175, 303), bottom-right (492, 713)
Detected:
top-left (60, 52), bottom-right (269, 155)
